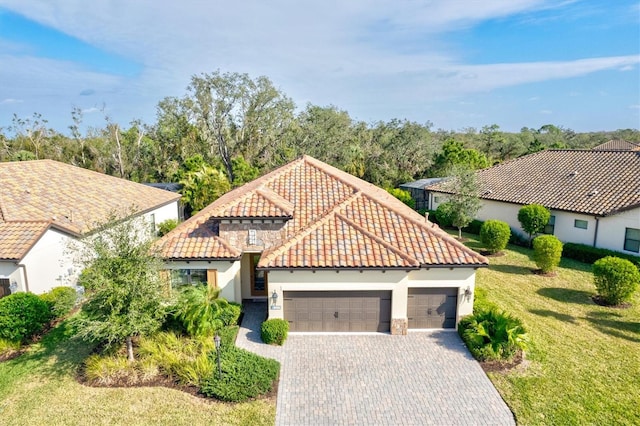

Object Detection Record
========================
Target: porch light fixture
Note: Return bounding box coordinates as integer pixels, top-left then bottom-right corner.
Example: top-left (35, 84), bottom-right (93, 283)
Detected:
top-left (214, 332), bottom-right (222, 379)
top-left (464, 286), bottom-right (472, 299)
top-left (271, 290), bottom-right (278, 306)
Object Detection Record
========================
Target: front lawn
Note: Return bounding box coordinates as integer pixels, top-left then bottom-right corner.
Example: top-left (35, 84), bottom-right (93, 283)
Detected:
top-left (0, 322), bottom-right (275, 425)
top-left (467, 236), bottom-right (640, 425)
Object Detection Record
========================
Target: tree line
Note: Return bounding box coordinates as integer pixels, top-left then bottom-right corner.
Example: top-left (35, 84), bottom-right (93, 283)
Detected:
top-left (2, 70), bottom-right (638, 212)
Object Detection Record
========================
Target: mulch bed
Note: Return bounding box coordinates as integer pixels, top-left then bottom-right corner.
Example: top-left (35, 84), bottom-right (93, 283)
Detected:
top-left (480, 351), bottom-right (526, 373)
top-left (591, 295), bottom-right (632, 309)
top-left (532, 269), bottom-right (558, 277)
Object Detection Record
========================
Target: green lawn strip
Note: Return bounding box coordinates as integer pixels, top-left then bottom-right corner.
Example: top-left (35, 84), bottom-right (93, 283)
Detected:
top-left (460, 233), bottom-right (640, 425)
top-left (0, 321), bottom-right (276, 425)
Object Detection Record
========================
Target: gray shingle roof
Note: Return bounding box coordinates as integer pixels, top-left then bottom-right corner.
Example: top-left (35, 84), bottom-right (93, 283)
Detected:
top-left (426, 150), bottom-right (640, 216)
top-left (592, 140), bottom-right (640, 151)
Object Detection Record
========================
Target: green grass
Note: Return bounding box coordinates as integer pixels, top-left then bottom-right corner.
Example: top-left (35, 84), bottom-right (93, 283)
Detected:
top-left (464, 234), bottom-right (640, 425)
top-left (0, 321), bottom-right (275, 425)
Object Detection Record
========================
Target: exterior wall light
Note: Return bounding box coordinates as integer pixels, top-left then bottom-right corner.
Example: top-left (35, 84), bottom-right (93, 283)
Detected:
top-left (271, 290), bottom-right (278, 306)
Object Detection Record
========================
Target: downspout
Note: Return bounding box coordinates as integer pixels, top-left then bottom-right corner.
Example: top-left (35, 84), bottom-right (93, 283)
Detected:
top-left (17, 263), bottom-right (30, 292)
top-left (593, 217), bottom-right (600, 247)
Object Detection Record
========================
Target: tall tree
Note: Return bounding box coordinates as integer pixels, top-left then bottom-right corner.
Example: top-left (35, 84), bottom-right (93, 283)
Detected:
top-left (186, 71), bottom-right (295, 182)
top-left (443, 165), bottom-right (482, 239)
top-left (73, 214), bottom-right (167, 361)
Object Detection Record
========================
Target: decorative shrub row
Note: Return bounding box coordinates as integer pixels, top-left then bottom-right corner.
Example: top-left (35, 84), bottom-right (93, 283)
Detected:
top-left (563, 243), bottom-right (640, 268)
top-left (458, 308), bottom-right (529, 362)
top-left (199, 347), bottom-right (280, 402)
top-left (0, 292), bottom-right (51, 342)
top-left (40, 286), bottom-right (78, 319)
top-left (261, 318), bottom-right (289, 345)
top-left (533, 235), bottom-right (563, 273)
top-left (593, 256), bottom-right (640, 305)
top-left (479, 220), bottom-right (511, 254)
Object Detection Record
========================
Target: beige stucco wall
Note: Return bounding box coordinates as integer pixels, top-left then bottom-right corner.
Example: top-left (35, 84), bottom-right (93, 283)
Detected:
top-left (163, 260), bottom-right (242, 303)
top-left (266, 268), bottom-right (477, 328)
top-left (20, 229), bottom-right (76, 294)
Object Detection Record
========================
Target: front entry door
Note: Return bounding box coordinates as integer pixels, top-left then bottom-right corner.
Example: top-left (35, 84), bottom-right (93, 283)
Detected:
top-left (250, 253), bottom-right (267, 297)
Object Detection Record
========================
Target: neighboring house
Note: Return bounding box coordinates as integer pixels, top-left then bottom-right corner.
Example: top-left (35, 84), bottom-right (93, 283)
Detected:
top-left (0, 160), bottom-right (181, 297)
top-left (157, 155), bottom-right (487, 334)
top-left (591, 139), bottom-right (640, 151)
top-left (399, 178), bottom-right (445, 210)
top-left (426, 150), bottom-right (640, 256)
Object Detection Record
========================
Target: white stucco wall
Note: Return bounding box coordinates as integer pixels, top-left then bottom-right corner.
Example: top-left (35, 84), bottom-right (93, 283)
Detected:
top-left (266, 267), bottom-right (477, 327)
top-left (163, 260), bottom-right (242, 303)
top-left (143, 201), bottom-right (180, 234)
top-left (597, 208), bottom-right (640, 255)
top-left (20, 229), bottom-right (76, 294)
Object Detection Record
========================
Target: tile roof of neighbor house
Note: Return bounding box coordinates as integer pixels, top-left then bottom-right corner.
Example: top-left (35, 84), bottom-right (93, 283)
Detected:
top-left (158, 155), bottom-right (487, 269)
top-left (426, 150), bottom-right (640, 216)
top-left (591, 139), bottom-right (640, 151)
top-left (0, 160), bottom-right (181, 260)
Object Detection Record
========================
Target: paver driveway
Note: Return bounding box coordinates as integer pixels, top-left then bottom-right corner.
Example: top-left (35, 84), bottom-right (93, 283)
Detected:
top-left (276, 333), bottom-right (514, 426)
top-left (236, 302), bottom-right (515, 426)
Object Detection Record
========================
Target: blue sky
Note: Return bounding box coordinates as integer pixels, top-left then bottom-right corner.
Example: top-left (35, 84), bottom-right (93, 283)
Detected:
top-left (0, 0), bottom-right (638, 134)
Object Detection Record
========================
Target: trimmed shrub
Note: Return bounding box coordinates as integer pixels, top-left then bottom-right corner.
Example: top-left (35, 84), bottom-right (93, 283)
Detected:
top-left (458, 308), bottom-right (528, 361)
top-left (199, 347), bottom-right (280, 402)
top-left (563, 243), bottom-right (640, 268)
top-left (40, 286), bottom-right (78, 318)
top-left (219, 302), bottom-right (242, 327)
top-left (517, 204), bottom-right (550, 244)
top-left (462, 219), bottom-right (484, 235)
top-left (479, 220), bottom-right (511, 254)
top-left (434, 202), bottom-right (453, 228)
top-left (0, 292), bottom-right (51, 342)
top-left (261, 319), bottom-right (289, 345)
top-left (533, 235), bottom-right (563, 273)
top-left (593, 256), bottom-right (640, 305)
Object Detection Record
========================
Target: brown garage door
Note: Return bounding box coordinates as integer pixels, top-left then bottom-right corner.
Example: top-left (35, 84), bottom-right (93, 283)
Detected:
top-left (407, 288), bottom-right (458, 329)
top-left (284, 291), bottom-right (391, 332)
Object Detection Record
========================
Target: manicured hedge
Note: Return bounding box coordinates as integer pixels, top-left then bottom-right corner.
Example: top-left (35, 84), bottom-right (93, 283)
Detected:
top-left (563, 243), bottom-right (640, 268)
top-left (261, 318), bottom-right (289, 345)
top-left (199, 347), bottom-right (280, 402)
top-left (0, 292), bottom-right (51, 342)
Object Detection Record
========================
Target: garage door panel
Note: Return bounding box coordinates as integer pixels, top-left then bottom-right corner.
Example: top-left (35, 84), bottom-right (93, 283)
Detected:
top-left (408, 288), bottom-right (458, 329)
top-left (284, 291), bottom-right (391, 332)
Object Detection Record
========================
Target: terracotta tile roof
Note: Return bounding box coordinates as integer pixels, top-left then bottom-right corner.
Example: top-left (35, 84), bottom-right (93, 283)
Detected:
top-left (426, 150), bottom-right (640, 216)
top-left (0, 221), bottom-right (50, 260)
top-left (0, 159), bottom-right (181, 260)
top-left (157, 217), bottom-right (242, 260)
top-left (158, 155), bottom-right (487, 268)
top-left (592, 139), bottom-right (640, 151)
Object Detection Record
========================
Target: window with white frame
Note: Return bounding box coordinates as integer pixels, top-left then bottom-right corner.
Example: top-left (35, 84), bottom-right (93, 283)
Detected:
top-left (248, 229), bottom-right (257, 245)
top-left (624, 228), bottom-right (640, 253)
top-left (574, 219), bottom-right (588, 230)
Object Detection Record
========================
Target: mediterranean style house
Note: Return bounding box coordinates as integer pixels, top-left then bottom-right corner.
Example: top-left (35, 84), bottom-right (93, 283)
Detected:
top-left (426, 150), bottom-right (640, 256)
top-left (0, 160), bottom-right (180, 297)
top-left (157, 155), bottom-right (487, 334)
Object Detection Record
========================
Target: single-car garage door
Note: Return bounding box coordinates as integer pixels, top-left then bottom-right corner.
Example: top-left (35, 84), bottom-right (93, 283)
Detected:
top-left (284, 291), bottom-right (391, 332)
top-left (407, 288), bottom-right (458, 329)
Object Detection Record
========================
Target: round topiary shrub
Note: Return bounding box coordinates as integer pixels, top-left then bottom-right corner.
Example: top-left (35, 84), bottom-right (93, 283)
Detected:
top-left (0, 292), bottom-right (51, 342)
top-left (40, 286), bottom-right (78, 319)
top-left (532, 235), bottom-right (563, 274)
top-left (593, 256), bottom-right (640, 306)
top-left (434, 202), bottom-right (453, 228)
top-left (260, 318), bottom-right (289, 345)
top-left (479, 220), bottom-right (511, 254)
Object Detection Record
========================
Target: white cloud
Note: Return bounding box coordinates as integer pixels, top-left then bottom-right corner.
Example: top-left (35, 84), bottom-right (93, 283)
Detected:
top-left (529, 96), bottom-right (540, 101)
top-left (0, 98), bottom-right (23, 104)
top-left (540, 110), bottom-right (553, 114)
top-left (629, 104), bottom-right (640, 110)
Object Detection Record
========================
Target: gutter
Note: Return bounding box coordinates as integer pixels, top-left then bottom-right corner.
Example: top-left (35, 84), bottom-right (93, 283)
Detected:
top-left (593, 216), bottom-right (600, 247)
top-left (17, 263), bottom-right (30, 292)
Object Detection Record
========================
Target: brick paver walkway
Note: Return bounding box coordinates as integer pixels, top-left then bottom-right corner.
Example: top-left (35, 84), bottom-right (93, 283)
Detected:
top-left (236, 301), bottom-right (515, 426)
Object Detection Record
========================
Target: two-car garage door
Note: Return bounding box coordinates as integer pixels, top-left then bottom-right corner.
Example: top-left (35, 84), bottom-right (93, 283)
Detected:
top-left (283, 288), bottom-right (458, 332)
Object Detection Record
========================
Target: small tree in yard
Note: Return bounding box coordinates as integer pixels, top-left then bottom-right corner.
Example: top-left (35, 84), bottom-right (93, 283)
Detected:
top-left (446, 165), bottom-right (482, 239)
top-left (593, 256), bottom-right (640, 305)
top-left (73, 215), bottom-right (167, 361)
top-left (532, 235), bottom-right (563, 274)
top-left (479, 220), bottom-right (511, 254)
top-left (518, 204), bottom-right (550, 245)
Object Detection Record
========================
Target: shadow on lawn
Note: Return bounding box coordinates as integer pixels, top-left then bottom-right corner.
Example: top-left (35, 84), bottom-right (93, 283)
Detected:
top-left (537, 287), bottom-right (595, 305)
top-left (3, 320), bottom-right (92, 380)
top-left (586, 311), bottom-right (640, 343)
top-left (528, 309), bottom-right (577, 323)
top-left (488, 264), bottom-right (533, 276)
